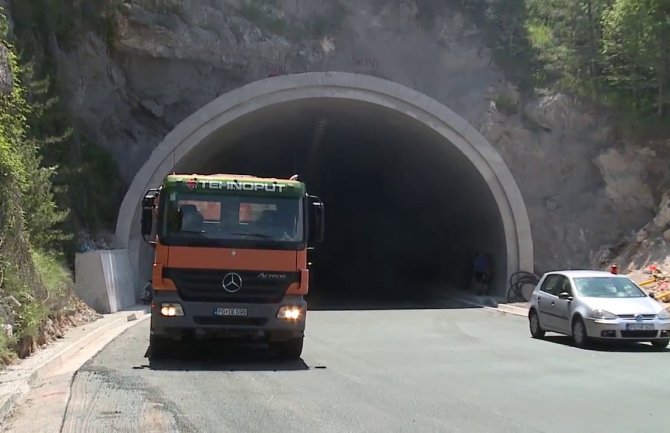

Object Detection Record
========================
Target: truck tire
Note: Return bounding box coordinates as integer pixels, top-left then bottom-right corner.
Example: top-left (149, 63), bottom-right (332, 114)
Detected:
top-left (149, 334), bottom-right (170, 359)
top-left (271, 337), bottom-right (304, 359)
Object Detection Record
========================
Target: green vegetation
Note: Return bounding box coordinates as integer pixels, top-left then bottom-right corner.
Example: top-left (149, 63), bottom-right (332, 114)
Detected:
top-left (11, 0), bottom-right (117, 51)
top-left (309, 2), bottom-right (348, 38)
top-left (239, 0), bottom-right (288, 36)
top-left (0, 6), bottom-right (100, 364)
top-left (429, 0), bottom-right (669, 133)
top-left (525, 0), bottom-right (670, 129)
top-left (418, 0), bottom-right (541, 92)
top-left (0, 0), bottom-right (115, 365)
top-left (10, 0), bottom-right (124, 252)
top-left (493, 94), bottom-right (520, 116)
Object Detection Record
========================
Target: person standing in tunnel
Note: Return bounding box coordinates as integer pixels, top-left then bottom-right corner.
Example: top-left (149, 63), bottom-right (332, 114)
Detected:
top-left (472, 252), bottom-right (492, 295)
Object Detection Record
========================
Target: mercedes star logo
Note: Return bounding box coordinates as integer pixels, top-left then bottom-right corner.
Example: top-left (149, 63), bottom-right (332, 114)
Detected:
top-left (222, 272), bottom-right (243, 293)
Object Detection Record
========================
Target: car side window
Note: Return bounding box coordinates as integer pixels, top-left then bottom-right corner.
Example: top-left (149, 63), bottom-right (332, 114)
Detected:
top-left (540, 275), bottom-right (561, 295)
top-left (557, 276), bottom-right (573, 295)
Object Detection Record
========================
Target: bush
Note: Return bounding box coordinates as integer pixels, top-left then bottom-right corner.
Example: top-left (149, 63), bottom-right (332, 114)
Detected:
top-left (32, 249), bottom-right (73, 304)
top-left (0, 8), bottom-right (78, 363)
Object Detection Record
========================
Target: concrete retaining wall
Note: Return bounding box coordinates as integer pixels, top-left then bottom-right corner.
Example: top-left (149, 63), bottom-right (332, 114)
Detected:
top-left (74, 250), bottom-right (137, 313)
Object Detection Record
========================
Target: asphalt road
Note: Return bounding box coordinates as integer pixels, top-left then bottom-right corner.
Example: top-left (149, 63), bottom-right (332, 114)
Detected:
top-left (55, 304), bottom-right (669, 433)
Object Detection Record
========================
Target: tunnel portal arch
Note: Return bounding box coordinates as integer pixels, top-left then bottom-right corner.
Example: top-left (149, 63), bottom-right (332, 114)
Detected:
top-left (114, 72), bottom-right (533, 300)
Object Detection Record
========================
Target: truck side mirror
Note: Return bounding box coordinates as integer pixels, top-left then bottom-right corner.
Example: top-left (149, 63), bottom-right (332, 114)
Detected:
top-left (307, 195), bottom-right (324, 245)
top-left (141, 188), bottom-right (159, 237)
top-left (140, 208), bottom-right (153, 236)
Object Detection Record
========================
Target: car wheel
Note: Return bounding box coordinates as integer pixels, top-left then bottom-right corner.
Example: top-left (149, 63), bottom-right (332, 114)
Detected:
top-left (651, 339), bottom-right (669, 350)
top-left (529, 309), bottom-right (545, 339)
top-left (571, 317), bottom-right (590, 348)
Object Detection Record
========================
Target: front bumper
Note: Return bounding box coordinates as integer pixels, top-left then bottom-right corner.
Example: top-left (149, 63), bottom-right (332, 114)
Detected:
top-left (150, 291), bottom-right (306, 342)
top-left (584, 317), bottom-right (670, 341)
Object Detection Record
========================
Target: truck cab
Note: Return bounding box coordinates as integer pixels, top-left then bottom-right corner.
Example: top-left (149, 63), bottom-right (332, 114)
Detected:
top-left (141, 173), bottom-right (324, 359)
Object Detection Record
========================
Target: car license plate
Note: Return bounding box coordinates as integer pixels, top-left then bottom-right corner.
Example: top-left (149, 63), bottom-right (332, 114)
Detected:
top-left (213, 308), bottom-right (248, 317)
top-left (626, 323), bottom-right (654, 331)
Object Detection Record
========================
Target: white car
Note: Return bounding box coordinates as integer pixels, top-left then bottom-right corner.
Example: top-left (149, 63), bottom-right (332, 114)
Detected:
top-left (528, 270), bottom-right (670, 349)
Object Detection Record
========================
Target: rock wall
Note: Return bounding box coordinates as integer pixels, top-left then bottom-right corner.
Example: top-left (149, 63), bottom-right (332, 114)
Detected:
top-left (46, 0), bottom-right (669, 272)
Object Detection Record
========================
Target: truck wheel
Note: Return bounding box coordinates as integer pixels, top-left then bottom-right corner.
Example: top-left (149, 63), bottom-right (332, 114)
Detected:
top-left (149, 334), bottom-right (170, 359)
top-left (271, 337), bottom-right (304, 359)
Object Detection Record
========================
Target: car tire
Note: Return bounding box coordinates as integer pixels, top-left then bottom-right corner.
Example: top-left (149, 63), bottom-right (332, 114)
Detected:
top-left (650, 339), bottom-right (669, 350)
top-left (271, 337), bottom-right (304, 359)
top-left (528, 309), bottom-right (545, 339)
top-left (571, 317), bottom-right (590, 348)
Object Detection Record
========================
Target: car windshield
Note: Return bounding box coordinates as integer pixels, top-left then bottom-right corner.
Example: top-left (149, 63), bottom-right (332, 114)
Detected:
top-left (160, 191), bottom-right (303, 245)
top-left (573, 276), bottom-right (647, 298)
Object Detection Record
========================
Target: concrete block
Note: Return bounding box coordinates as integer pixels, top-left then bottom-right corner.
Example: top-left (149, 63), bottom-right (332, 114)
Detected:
top-left (74, 250), bottom-right (136, 313)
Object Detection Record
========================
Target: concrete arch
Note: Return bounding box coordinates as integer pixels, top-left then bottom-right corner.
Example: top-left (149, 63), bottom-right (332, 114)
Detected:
top-left (114, 72), bottom-right (533, 298)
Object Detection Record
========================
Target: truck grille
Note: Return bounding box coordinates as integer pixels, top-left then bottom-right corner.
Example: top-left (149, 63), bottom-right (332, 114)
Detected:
top-left (194, 317), bottom-right (268, 327)
top-left (163, 268), bottom-right (299, 303)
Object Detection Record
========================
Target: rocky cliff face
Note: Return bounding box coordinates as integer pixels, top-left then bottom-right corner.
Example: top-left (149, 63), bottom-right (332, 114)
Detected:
top-left (38, 0), bottom-right (670, 271)
top-left (58, 0), bottom-right (502, 179)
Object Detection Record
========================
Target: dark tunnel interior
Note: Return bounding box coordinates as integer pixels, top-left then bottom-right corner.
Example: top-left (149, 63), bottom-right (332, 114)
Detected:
top-left (173, 98), bottom-right (507, 309)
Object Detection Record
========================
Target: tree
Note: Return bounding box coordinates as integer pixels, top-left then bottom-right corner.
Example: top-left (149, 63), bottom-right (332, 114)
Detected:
top-left (526, 0), bottom-right (613, 95)
top-left (601, 0), bottom-right (670, 117)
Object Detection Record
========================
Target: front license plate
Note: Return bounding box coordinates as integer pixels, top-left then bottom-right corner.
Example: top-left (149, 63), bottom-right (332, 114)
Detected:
top-left (213, 308), bottom-right (248, 317)
top-left (626, 323), bottom-right (654, 331)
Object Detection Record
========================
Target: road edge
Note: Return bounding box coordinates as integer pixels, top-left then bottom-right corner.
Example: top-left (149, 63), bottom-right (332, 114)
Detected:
top-left (448, 293), bottom-right (529, 317)
top-left (0, 306), bottom-right (151, 423)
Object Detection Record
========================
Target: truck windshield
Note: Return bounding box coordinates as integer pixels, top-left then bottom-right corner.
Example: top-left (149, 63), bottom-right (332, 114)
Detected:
top-left (159, 191), bottom-right (304, 247)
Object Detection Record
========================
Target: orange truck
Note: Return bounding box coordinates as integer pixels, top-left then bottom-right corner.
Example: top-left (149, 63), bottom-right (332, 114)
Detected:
top-left (140, 173), bottom-right (325, 359)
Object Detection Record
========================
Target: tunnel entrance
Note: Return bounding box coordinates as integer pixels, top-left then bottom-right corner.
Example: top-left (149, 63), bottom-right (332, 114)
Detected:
top-left (175, 99), bottom-right (504, 308)
top-left (115, 72), bottom-right (533, 309)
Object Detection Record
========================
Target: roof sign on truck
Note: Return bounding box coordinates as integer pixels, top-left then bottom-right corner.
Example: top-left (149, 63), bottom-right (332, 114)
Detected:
top-left (195, 180), bottom-right (288, 193)
top-left (164, 174), bottom-right (304, 197)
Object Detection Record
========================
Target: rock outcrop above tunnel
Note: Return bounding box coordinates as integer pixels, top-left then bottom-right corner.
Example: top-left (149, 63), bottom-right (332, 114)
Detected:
top-left (39, 0), bottom-right (669, 273)
top-left (56, 0), bottom-right (500, 182)
top-left (474, 85), bottom-right (667, 272)
top-left (600, 190), bottom-right (670, 276)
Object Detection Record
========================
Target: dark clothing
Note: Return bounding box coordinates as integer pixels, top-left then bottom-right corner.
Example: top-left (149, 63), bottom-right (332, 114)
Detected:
top-left (473, 254), bottom-right (490, 273)
top-left (474, 271), bottom-right (487, 283)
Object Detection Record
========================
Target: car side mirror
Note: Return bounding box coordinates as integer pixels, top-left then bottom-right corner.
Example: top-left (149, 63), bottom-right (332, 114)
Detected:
top-left (558, 292), bottom-right (573, 300)
top-left (649, 292), bottom-right (657, 300)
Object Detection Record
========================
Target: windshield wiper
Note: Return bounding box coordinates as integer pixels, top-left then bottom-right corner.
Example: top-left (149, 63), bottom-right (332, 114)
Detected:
top-left (230, 232), bottom-right (273, 238)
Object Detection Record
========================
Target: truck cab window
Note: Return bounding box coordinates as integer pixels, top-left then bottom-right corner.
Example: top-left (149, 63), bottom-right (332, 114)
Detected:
top-left (178, 204), bottom-right (204, 233)
top-left (160, 192), bottom-right (304, 246)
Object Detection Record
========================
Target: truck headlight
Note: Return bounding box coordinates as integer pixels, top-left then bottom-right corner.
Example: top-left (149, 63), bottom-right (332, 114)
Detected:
top-left (277, 305), bottom-right (303, 320)
top-left (160, 303), bottom-right (184, 317)
top-left (591, 309), bottom-right (617, 320)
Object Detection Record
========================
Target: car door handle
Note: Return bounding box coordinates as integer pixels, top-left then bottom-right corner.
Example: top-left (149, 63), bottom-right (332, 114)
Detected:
top-left (551, 301), bottom-right (555, 306)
